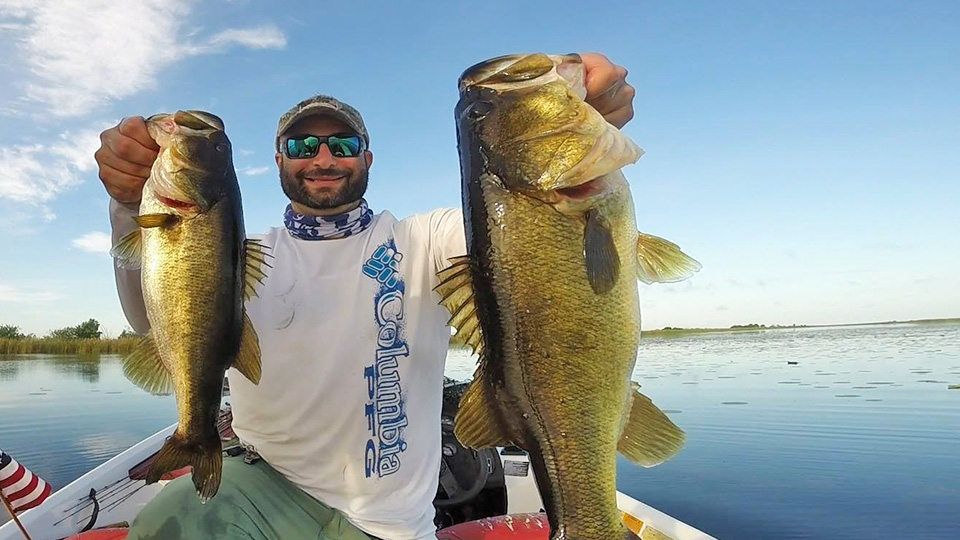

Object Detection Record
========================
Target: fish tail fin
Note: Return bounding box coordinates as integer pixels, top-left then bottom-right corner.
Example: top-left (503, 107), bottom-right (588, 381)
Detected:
top-left (147, 430), bottom-right (223, 502)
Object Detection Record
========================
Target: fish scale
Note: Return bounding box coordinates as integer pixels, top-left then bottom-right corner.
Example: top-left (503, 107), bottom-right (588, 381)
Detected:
top-left (140, 192), bottom-right (239, 443)
top-left (481, 178), bottom-right (640, 540)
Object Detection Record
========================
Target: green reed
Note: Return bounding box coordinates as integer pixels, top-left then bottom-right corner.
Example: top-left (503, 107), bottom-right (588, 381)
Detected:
top-left (0, 337), bottom-right (140, 356)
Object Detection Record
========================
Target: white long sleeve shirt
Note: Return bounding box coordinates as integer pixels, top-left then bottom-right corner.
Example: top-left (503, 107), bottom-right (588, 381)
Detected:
top-left (110, 199), bottom-right (466, 540)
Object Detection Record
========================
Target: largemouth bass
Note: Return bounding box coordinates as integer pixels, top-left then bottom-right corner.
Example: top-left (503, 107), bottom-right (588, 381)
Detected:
top-left (111, 110), bottom-right (269, 500)
top-left (437, 54), bottom-right (700, 540)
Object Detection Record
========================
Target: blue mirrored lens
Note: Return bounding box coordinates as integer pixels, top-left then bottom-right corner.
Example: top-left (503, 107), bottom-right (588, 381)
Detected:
top-left (286, 136), bottom-right (320, 158)
top-left (327, 135), bottom-right (362, 157)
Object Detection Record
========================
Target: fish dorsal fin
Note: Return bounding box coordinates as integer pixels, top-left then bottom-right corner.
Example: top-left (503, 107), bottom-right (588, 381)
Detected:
top-left (584, 209), bottom-right (621, 294)
top-left (133, 213), bottom-right (180, 228)
top-left (617, 382), bottom-right (685, 467)
top-left (244, 239), bottom-right (273, 301)
top-left (434, 255), bottom-right (485, 357)
top-left (231, 311), bottom-right (262, 384)
top-left (122, 332), bottom-right (173, 395)
top-left (454, 364), bottom-right (512, 449)
top-left (110, 229), bottom-right (143, 270)
top-left (635, 232), bottom-right (702, 285)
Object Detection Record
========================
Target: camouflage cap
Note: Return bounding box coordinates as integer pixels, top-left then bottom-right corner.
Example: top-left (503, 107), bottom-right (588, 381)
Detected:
top-left (275, 94), bottom-right (369, 151)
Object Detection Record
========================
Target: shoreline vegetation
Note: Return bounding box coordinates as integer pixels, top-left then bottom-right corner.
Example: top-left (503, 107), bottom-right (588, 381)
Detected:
top-left (641, 317), bottom-right (960, 338)
top-left (2, 318), bottom-right (956, 357)
top-left (0, 319), bottom-right (140, 357)
top-left (0, 337), bottom-right (140, 356)
top-left (449, 317), bottom-right (960, 348)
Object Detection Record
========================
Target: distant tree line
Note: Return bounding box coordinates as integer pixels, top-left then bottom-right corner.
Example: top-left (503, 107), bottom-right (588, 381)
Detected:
top-left (0, 324), bottom-right (30, 339)
top-left (0, 320), bottom-right (141, 356)
top-left (729, 323), bottom-right (799, 329)
top-left (0, 319), bottom-right (141, 340)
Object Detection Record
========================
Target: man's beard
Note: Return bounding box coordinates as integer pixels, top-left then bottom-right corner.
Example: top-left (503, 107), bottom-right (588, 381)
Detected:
top-left (280, 165), bottom-right (369, 211)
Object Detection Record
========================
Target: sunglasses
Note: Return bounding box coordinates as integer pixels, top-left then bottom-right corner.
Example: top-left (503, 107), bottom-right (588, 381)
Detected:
top-left (282, 133), bottom-right (366, 159)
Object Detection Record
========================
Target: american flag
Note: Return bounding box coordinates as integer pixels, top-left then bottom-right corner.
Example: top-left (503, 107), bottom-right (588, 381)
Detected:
top-left (0, 449), bottom-right (52, 513)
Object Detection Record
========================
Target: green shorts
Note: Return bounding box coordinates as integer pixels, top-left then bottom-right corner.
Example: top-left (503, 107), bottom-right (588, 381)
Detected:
top-left (127, 454), bottom-right (375, 540)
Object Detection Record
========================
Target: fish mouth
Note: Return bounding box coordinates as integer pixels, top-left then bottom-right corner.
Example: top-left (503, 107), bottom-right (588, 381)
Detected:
top-left (459, 53), bottom-right (582, 94)
top-left (146, 110), bottom-right (225, 134)
top-left (176, 110), bottom-right (224, 131)
top-left (523, 174), bottom-right (620, 213)
top-left (143, 109), bottom-right (227, 215)
top-left (555, 177), bottom-right (608, 200)
top-left (145, 110), bottom-right (225, 146)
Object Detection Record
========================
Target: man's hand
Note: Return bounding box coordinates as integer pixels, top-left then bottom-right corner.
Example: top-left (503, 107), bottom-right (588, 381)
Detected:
top-left (581, 53), bottom-right (635, 129)
top-left (94, 116), bottom-right (160, 204)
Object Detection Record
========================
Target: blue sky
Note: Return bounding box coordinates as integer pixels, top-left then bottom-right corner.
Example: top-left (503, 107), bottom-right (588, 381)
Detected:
top-left (0, 1), bottom-right (957, 337)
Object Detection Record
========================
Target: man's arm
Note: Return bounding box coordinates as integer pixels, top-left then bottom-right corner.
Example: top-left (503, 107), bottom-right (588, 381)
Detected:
top-left (110, 199), bottom-right (151, 334)
top-left (428, 208), bottom-right (467, 277)
top-left (96, 116), bottom-right (160, 334)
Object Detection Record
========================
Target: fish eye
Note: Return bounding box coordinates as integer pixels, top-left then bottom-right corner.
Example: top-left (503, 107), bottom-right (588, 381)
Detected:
top-left (215, 143), bottom-right (229, 153)
top-left (469, 100), bottom-right (494, 119)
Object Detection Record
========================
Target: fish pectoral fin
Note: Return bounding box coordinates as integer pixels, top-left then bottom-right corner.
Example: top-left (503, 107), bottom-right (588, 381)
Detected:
top-left (243, 239), bottom-right (273, 301)
top-left (122, 332), bottom-right (173, 395)
top-left (617, 382), bottom-right (685, 467)
top-left (584, 209), bottom-right (621, 294)
top-left (434, 255), bottom-right (485, 356)
top-left (635, 232), bottom-right (702, 285)
top-left (232, 311), bottom-right (262, 384)
top-left (110, 229), bottom-right (143, 270)
top-left (133, 213), bottom-right (181, 229)
top-left (454, 369), bottom-right (512, 449)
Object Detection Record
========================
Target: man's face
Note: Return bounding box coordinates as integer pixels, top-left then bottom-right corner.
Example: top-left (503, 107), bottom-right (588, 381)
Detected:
top-left (275, 115), bottom-right (373, 212)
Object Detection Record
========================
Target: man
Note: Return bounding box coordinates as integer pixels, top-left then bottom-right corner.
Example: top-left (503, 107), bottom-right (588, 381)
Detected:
top-left (97, 53), bottom-right (636, 540)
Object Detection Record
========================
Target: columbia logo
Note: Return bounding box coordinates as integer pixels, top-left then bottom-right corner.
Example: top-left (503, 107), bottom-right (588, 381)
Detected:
top-left (362, 245), bottom-right (403, 288)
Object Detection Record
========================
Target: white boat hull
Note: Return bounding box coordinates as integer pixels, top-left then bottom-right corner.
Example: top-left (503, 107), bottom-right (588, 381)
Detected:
top-left (1, 426), bottom-right (174, 540)
top-left (2, 424), bottom-right (716, 540)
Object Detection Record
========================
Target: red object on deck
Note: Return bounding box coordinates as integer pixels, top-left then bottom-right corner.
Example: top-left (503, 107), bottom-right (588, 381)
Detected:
top-left (437, 513), bottom-right (551, 540)
top-left (57, 513), bottom-right (546, 540)
top-left (62, 528), bottom-right (128, 540)
top-left (159, 466), bottom-right (192, 482)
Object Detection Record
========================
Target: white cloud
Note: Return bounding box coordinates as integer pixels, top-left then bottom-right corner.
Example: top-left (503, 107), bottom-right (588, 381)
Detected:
top-left (0, 129), bottom-right (102, 211)
top-left (240, 166), bottom-right (271, 176)
top-left (183, 26), bottom-right (287, 55)
top-left (72, 232), bottom-right (112, 254)
top-left (0, 284), bottom-right (58, 303)
top-left (0, 144), bottom-right (80, 203)
top-left (0, 0), bottom-right (286, 118)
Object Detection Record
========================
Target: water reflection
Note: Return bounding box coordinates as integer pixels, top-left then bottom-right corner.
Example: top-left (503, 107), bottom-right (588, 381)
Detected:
top-left (0, 360), bottom-right (19, 381)
top-left (0, 355), bottom-right (178, 498)
top-left (50, 356), bottom-right (101, 383)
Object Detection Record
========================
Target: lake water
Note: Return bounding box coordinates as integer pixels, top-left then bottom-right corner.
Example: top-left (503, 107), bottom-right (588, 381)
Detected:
top-left (2, 323), bottom-right (958, 539)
